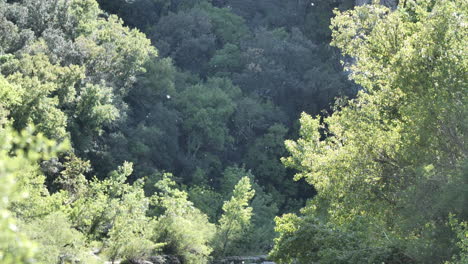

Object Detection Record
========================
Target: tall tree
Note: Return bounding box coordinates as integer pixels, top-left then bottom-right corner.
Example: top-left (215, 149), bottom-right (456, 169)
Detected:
top-left (272, 1), bottom-right (467, 263)
top-left (215, 176), bottom-right (255, 256)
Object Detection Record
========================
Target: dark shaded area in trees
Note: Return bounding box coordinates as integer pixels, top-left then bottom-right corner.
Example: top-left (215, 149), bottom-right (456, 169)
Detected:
top-left (94, 0), bottom-right (357, 212)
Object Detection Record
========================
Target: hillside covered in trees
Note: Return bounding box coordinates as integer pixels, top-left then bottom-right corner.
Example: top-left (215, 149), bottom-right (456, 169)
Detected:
top-left (0, 0), bottom-right (466, 263)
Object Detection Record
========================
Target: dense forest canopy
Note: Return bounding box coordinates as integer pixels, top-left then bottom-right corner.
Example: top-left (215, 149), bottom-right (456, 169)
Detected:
top-left (0, 0), bottom-right (466, 263)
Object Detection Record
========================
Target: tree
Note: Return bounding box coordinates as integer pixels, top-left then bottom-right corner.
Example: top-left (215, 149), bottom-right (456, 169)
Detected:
top-left (0, 54), bottom-right (84, 140)
top-left (273, 1), bottom-right (467, 263)
top-left (225, 0), bottom-right (310, 29)
top-left (215, 176), bottom-right (255, 256)
top-left (150, 7), bottom-right (216, 74)
top-left (0, 125), bottom-right (67, 264)
top-left (104, 179), bottom-right (158, 263)
top-left (100, 57), bottom-right (181, 179)
top-left (152, 173), bottom-right (216, 264)
top-left (188, 185), bottom-right (224, 221)
top-left (20, 212), bottom-right (98, 264)
top-left (232, 27), bottom-right (352, 117)
top-left (175, 77), bottom-right (241, 180)
top-left (54, 154), bottom-right (90, 198)
top-left (220, 166), bottom-right (280, 255)
top-left (199, 2), bottom-right (250, 45)
top-left (244, 124), bottom-right (288, 190)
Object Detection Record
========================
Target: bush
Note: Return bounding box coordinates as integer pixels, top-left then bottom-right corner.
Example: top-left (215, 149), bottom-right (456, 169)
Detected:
top-left (21, 212), bottom-right (98, 264)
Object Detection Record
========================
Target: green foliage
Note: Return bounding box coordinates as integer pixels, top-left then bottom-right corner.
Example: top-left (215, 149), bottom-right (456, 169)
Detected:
top-left (20, 212), bottom-right (98, 264)
top-left (188, 185), bottom-right (224, 221)
top-left (104, 181), bottom-right (158, 262)
top-left (217, 166), bottom-right (279, 255)
top-left (99, 57), bottom-right (180, 178)
top-left (0, 0), bottom-right (156, 155)
top-left (176, 78), bottom-right (239, 154)
top-left (63, 161), bottom-right (165, 263)
top-left (232, 27), bottom-right (351, 116)
top-left (175, 77), bottom-right (241, 179)
top-left (0, 54), bottom-right (84, 139)
top-left (219, 166), bottom-right (250, 198)
top-left (226, 0), bottom-right (309, 28)
top-left (151, 7), bottom-right (216, 74)
top-left (215, 176), bottom-right (255, 256)
top-left (92, 0), bottom-right (353, 228)
top-left (0, 131), bottom-right (38, 263)
top-left (244, 184), bottom-right (279, 255)
top-left (271, 210), bottom-right (410, 264)
top-left (68, 162), bottom-right (133, 238)
top-left (1, 0), bottom-right (372, 261)
top-left (209, 43), bottom-right (244, 77)
top-left (55, 154), bottom-right (90, 198)
top-left (274, 1), bottom-right (467, 263)
top-left (244, 124), bottom-right (288, 190)
top-left (153, 173), bottom-right (216, 264)
top-left (446, 214), bottom-right (468, 264)
top-left (0, 125), bottom-right (67, 264)
top-left (199, 2), bottom-right (250, 45)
